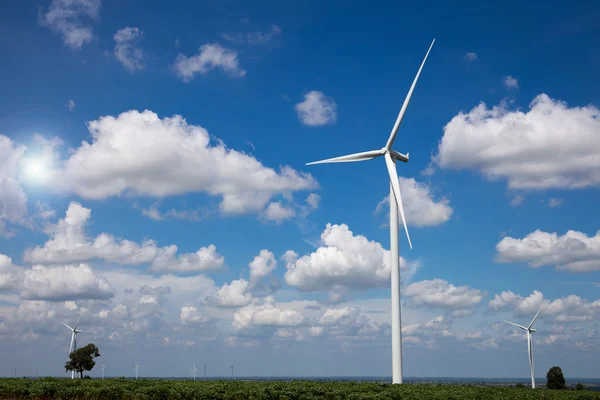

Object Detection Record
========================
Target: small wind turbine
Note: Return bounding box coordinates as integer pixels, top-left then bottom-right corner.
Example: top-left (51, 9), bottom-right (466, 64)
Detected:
top-left (505, 308), bottom-right (542, 389)
top-left (192, 364), bottom-right (197, 381)
top-left (134, 362), bottom-right (140, 380)
top-left (63, 315), bottom-right (82, 379)
top-left (305, 39), bottom-right (435, 384)
top-left (101, 362), bottom-right (106, 380)
top-left (230, 365), bottom-right (234, 380)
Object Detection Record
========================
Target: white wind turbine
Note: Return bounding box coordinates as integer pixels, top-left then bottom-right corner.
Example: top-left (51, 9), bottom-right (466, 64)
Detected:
top-left (63, 315), bottom-right (82, 379)
top-left (101, 362), bottom-right (106, 380)
top-left (134, 362), bottom-right (140, 380)
top-left (505, 308), bottom-right (542, 389)
top-left (192, 364), bottom-right (197, 381)
top-left (305, 39), bottom-right (435, 384)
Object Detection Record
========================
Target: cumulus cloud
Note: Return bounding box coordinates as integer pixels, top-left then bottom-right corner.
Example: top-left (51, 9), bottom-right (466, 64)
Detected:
top-left (39, 0), bottom-right (101, 50)
top-left (113, 27), bottom-right (146, 72)
top-left (173, 43), bottom-right (246, 82)
top-left (39, 110), bottom-right (317, 215)
top-left (503, 76), bottom-right (519, 91)
top-left (496, 229), bottom-right (600, 272)
top-left (65, 99), bottom-right (76, 111)
top-left (21, 264), bottom-right (114, 301)
top-left (180, 306), bottom-right (212, 326)
top-left (463, 52), bottom-right (478, 62)
top-left (259, 201), bottom-right (296, 224)
top-left (433, 94), bottom-right (600, 190)
top-left (0, 255), bottom-right (23, 292)
top-left (0, 135), bottom-right (28, 237)
top-left (404, 279), bottom-right (485, 312)
top-left (547, 198), bottom-right (563, 208)
top-left (305, 193), bottom-right (320, 209)
top-left (248, 250), bottom-right (277, 287)
top-left (295, 91), bottom-right (337, 126)
top-left (222, 25), bottom-right (282, 45)
top-left (374, 177), bottom-right (453, 227)
top-left (24, 202), bottom-right (225, 273)
top-left (206, 279), bottom-right (253, 308)
top-left (231, 301), bottom-right (305, 337)
top-left (488, 289), bottom-right (600, 322)
top-left (283, 223), bottom-right (420, 297)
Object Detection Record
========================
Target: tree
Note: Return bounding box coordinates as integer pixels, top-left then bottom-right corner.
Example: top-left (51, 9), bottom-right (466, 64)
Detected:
top-left (65, 343), bottom-right (100, 379)
top-left (576, 383), bottom-right (585, 391)
top-left (546, 366), bottom-right (567, 390)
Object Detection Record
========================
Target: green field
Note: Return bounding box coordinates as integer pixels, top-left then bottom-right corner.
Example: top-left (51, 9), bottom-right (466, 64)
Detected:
top-left (1, 378), bottom-right (599, 400)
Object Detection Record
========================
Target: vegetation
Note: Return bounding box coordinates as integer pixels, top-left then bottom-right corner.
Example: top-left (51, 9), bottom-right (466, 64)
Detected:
top-left (1, 378), bottom-right (600, 400)
top-left (576, 383), bottom-right (586, 391)
top-left (547, 366), bottom-right (567, 390)
top-left (65, 344), bottom-right (101, 379)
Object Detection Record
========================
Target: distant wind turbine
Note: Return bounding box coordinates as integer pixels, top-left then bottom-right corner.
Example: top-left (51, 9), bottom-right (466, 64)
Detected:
top-left (204, 364), bottom-right (207, 379)
top-left (134, 362), bottom-right (140, 380)
top-left (505, 308), bottom-right (542, 389)
top-left (192, 364), bottom-right (197, 381)
top-left (305, 39), bottom-right (435, 384)
top-left (230, 365), bottom-right (234, 380)
top-left (63, 315), bottom-right (82, 379)
top-left (101, 362), bottom-right (106, 380)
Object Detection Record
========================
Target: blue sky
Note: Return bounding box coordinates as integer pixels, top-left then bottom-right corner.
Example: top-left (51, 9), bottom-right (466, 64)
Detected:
top-left (0, 0), bottom-right (599, 380)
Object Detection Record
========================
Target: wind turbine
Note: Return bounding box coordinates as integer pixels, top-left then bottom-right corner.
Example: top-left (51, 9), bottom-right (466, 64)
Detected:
top-left (63, 315), bottom-right (82, 379)
top-left (134, 362), bottom-right (140, 380)
top-left (204, 364), bottom-right (207, 379)
top-left (192, 364), bottom-right (197, 381)
top-left (305, 39), bottom-right (435, 384)
top-left (101, 362), bottom-right (106, 380)
top-left (505, 308), bottom-right (542, 389)
top-left (230, 365), bottom-right (234, 380)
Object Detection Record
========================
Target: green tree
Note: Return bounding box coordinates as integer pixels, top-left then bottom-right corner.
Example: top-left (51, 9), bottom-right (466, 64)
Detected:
top-left (546, 366), bottom-right (567, 390)
top-left (576, 383), bottom-right (586, 390)
top-left (65, 343), bottom-right (100, 379)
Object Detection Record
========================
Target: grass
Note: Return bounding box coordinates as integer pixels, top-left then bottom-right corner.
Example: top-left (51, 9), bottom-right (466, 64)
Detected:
top-left (0, 378), bottom-right (599, 400)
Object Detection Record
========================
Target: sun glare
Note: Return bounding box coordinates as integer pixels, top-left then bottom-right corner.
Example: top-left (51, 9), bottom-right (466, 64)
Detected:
top-left (23, 157), bottom-right (51, 183)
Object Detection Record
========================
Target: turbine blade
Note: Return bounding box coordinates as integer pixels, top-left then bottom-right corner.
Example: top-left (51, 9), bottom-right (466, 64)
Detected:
top-left (504, 320), bottom-right (527, 330)
top-left (306, 150), bottom-right (382, 165)
top-left (385, 39), bottom-right (436, 150)
top-left (384, 153), bottom-right (413, 249)
top-left (74, 314), bottom-right (81, 330)
top-left (528, 308), bottom-right (542, 329)
top-left (62, 322), bottom-right (73, 331)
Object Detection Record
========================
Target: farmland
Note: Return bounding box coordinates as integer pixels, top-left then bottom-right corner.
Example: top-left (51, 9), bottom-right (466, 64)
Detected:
top-left (1, 378), bottom-right (599, 400)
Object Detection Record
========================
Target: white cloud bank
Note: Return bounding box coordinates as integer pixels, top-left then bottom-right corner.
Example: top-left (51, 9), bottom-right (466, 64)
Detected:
top-left (433, 94), bottom-right (600, 190)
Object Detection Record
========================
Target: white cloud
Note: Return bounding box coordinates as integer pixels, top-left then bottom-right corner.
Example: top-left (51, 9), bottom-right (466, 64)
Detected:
top-left (231, 301), bottom-right (305, 337)
top-left (503, 76), bottom-right (519, 91)
top-left (463, 52), bottom-right (478, 62)
top-left (0, 135), bottom-right (28, 237)
top-left (433, 94), bottom-right (600, 190)
top-left (249, 250), bottom-right (277, 287)
top-left (21, 264), bottom-right (114, 301)
top-left (404, 279), bottom-right (485, 311)
top-left (39, 0), bottom-right (101, 50)
top-left (24, 202), bottom-right (225, 273)
top-left (305, 193), bottom-right (320, 209)
top-left (488, 289), bottom-right (600, 322)
top-left (222, 25), bottom-right (282, 45)
top-left (65, 99), bottom-right (76, 111)
top-left (149, 244), bottom-right (225, 273)
top-left (510, 194), bottom-right (524, 207)
top-left (548, 198), bottom-right (563, 208)
top-left (173, 43), bottom-right (246, 82)
top-left (496, 229), bottom-right (600, 272)
top-left (206, 279), bottom-right (252, 308)
top-left (113, 27), bottom-right (146, 73)
top-left (42, 110), bottom-right (317, 215)
top-left (180, 306), bottom-right (212, 326)
top-left (260, 201), bottom-right (296, 224)
top-left (374, 177), bottom-right (453, 227)
top-left (295, 91), bottom-right (337, 126)
top-left (0, 255), bottom-right (22, 292)
top-left (283, 223), bottom-right (420, 296)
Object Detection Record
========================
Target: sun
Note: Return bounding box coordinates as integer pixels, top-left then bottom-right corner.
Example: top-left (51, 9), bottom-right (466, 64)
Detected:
top-left (22, 156), bottom-right (51, 183)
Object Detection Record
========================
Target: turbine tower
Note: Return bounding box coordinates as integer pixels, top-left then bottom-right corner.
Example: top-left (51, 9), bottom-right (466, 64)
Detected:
top-left (101, 362), bottom-right (106, 380)
top-left (204, 364), bottom-right (207, 379)
top-left (62, 315), bottom-right (82, 379)
top-left (305, 39), bottom-right (435, 384)
top-left (505, 308), bottom-right (542, 389)
top-left (230, 365), bottom-right (234, 380)
top-left (192, 364), bottom-right (197, 381)
top-left (134, 362), bottom-right (140, 380)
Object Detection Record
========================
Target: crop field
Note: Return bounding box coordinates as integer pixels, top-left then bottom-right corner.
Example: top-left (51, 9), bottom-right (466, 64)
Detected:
top-left (1, 378), bottom-right (599, 400)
